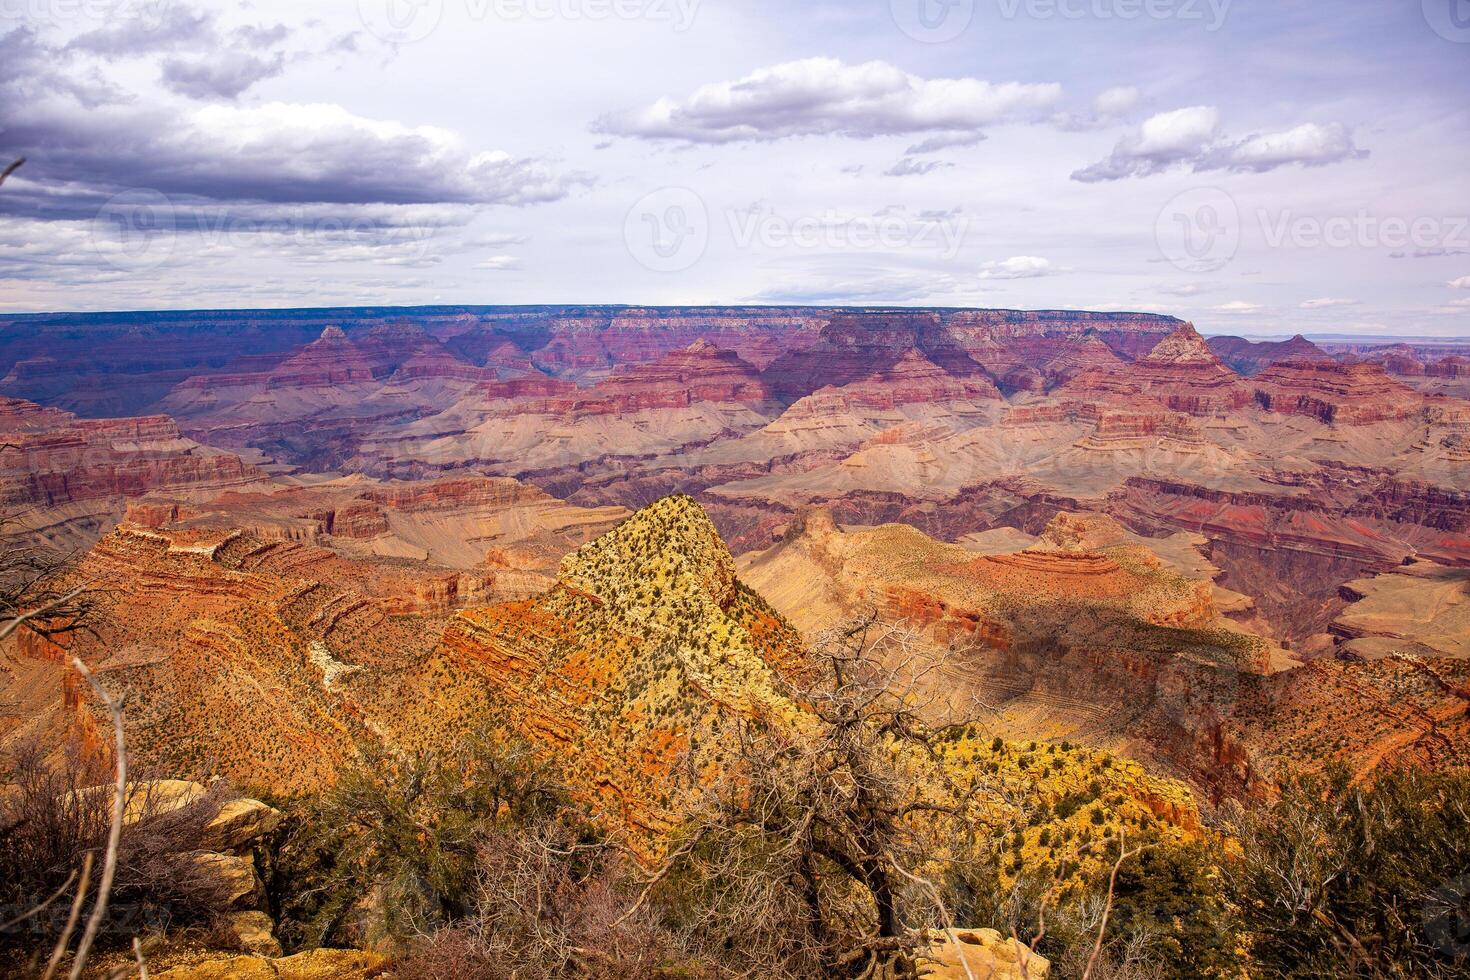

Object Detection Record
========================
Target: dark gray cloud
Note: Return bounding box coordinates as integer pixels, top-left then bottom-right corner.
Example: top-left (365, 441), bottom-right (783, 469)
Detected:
top-left (160, 52), bottom-right (286, 100)
top-left (0, 21), bottom-right (589, 218)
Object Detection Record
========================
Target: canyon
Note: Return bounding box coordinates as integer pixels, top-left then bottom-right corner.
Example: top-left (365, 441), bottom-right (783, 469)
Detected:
top-left (2, 304), bottom-right (1467, 830)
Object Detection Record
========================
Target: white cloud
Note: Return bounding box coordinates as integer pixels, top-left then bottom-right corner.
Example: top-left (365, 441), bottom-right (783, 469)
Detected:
top-left (476, 255), bottom-right (521, 270)
top-left (593, 58), bottom-right (1061, 144)
top-left (1299, 297), bottom-right (1358, 309)
top-left (978, 256), bottom-right (1058, 280)
top-left (1073, 107), bottom-right (1365, 182)
top-left (1214, 300), bottom-right (1263, 313)
top-left (1224, 123), bottom-right (1365, 173)
top-left (1450, 275), bottom-right (1470, 289)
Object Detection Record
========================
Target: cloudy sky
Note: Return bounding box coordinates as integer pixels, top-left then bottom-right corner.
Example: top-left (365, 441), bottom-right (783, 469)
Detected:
top-left (1, 0), bottom-right (1467, 336)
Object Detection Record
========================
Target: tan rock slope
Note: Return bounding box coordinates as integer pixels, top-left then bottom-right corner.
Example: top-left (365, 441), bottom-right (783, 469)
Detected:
top-left (739, 508), bottom-right (1470, 797)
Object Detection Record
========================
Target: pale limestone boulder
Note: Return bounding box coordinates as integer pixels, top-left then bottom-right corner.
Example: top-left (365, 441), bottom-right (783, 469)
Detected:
top-left (177, 851), bottom-right (262, 908)
top-left (203, 798), bottom-right (284, 852)
top-left (227, 911), bottom-right (283, 958)
top-left (912, 928), bottom-right (1050, 980)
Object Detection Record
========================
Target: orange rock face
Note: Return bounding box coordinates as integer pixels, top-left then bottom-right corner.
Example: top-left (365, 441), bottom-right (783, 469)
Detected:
top-left (401, 495), bottom-right (806, 850)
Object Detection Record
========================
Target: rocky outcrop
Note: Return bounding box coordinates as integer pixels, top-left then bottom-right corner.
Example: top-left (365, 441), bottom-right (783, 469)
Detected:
top-left (548, 340), bottom-right (775, 414)
top-left (0, 401), bottom-right (263, 511)
top-left (1251, 361), bottom-right (1422, 423)
top-left (0, 398), bottom-right (266, 554)
top-left (152, 949), bottom-right (387, 980)
top-left (411, 495), bottom-right (806, 851)
top-left (1207, 334), bottom-right (1330, 375)
top-left (98, 780), bottom-right (286, 955)
top-left (908, 929), bottom-right (1050, 979)
top-left (1059, 324), bottom-right (1251, 416)
top-left (1429, 355), bottom-right (1470, 379)
top-left (808, 348), bottom-right (1002, 409)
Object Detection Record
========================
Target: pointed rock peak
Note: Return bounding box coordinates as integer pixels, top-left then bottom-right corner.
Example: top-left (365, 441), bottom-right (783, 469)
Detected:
top-left (317, 326), bottom-right (348, 342)
top-left (882, 347), bottom-right (943, 373)
top-left (684, 338), bottom-right (719, 354)
top-left (1278, 334), bottom-right (1329, 357)
top-left (1144, 323), bottom-right (1220, 365)
top-left (560, 493), bottom-right (737, 611)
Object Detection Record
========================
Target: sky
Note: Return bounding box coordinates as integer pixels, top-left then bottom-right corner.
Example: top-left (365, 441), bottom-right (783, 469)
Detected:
top-left (0, 0), bottom-right (1467, 337)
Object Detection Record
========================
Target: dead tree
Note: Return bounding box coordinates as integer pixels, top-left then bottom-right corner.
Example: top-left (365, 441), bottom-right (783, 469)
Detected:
top-left (0, 517), bottom-right (95, 653)
top-left (645, 615), bottom-right (996, 979)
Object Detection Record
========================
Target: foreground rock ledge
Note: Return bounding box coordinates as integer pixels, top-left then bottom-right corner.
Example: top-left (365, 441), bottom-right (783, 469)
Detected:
top-left (153, 948), bottom-right (387, 980)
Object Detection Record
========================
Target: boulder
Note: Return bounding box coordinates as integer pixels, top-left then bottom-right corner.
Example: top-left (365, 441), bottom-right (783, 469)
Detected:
top-left (178, 851), bottom-right (262, 908)
top-left (204, 797), bottom-right (284, 852)
top-left (227, 911), bottom-right (283, 958)
top-left (910, 928), bottom-right (1050, 979)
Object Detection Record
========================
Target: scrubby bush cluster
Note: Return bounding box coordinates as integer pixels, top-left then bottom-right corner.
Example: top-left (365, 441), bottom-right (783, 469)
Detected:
top-left (0, 740), bottom-right (242, 966)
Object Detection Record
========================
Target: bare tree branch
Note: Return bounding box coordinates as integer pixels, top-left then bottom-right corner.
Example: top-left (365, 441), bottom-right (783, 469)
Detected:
top-left (42, 852), bottom-right (93, 980)
top-left (65, 655), bottom-right (128, 980)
